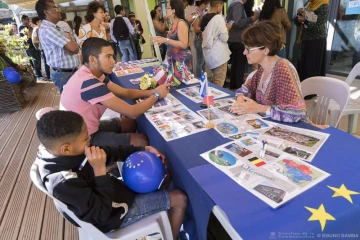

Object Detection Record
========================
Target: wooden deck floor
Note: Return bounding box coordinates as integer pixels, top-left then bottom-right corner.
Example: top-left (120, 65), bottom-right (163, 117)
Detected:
top-left (0, 81), bottom-right (359, 240)
top-left (0, 82), bottom-right (78, 240)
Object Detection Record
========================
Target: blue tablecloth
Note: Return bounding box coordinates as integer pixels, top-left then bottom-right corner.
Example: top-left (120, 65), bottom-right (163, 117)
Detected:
top-left (110, 67), bottom-right (360, 240)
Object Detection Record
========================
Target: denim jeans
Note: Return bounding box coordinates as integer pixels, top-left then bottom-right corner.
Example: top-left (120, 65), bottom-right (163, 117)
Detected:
top-left (119, 39), bottom-right (136, 62)
top-left (278, 47), bottom-right (286, 59)
top-left (27, 47), bottom-right (42, 78)
top-left (194, 39), bottom-right (205, 78)
top-left (50, 70), bottom-right (75, 93)
top-left (41, 50), bottom-right (50, 79)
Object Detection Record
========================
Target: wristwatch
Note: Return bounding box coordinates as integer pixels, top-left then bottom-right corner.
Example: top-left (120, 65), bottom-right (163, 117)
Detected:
top-left (153, 91), bottom-right (160, 101)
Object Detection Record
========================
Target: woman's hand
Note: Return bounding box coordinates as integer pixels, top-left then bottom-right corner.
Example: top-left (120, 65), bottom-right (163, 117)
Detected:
top-left (230, 96), bottom-right (268, 115)
top-left (151, 36), bottom-right (167, 45)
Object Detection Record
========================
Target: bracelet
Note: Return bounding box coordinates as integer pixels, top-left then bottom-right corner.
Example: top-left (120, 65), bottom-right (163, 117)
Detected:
top-left (166, 38), bottom-right (169, 45)
top-left (153, 91), bottom-right (160, 101)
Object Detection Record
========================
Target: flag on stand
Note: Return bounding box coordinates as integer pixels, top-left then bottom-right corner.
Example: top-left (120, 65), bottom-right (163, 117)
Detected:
top-left (200, 72), bottom-right (214, 105)
top-left (199, 71), bottom-right (206, 98)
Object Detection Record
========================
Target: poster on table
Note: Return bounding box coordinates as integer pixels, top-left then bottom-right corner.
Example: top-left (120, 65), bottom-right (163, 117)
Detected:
top-left (197, 106), bottom-right (275, 138)
top-left (345, 0), bottom-right (360, 15)
top-left (200, 137), bottom-right (330, 208)
top-left (137, 94), bottom-right (182, 110)
top-left (144, 104), bottom-right (208, 141)
top-left (176, 86), bottom-right (229, 103)
top-left (257, 124), bottom-right (329, 162)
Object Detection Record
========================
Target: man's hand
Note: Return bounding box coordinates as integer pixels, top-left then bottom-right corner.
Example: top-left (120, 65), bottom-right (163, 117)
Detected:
top-left (64, 49), bottom-right (76, 55)
top-left (155, 83), bottom-right (171, 98)
top-left (85, 146), bottom-right (107, 176)
top-left (252, 10), bottom-right (260, 22)
top-left (145, 146), bottom-right (167, 167)
top-left (297, 16), bottom-right (306, 23)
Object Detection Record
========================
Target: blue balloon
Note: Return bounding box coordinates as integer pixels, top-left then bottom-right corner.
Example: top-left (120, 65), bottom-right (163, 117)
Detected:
top-left (6, 71), bottom-right (21, 83)
top-left (3, 67), bottom-right (15, 78)
top-left (122, 151), bottom-right (166, 194)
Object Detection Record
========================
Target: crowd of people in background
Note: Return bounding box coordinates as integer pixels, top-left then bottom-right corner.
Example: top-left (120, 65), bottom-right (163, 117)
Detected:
top-left (5, 0), bottom-right (329, 101)
top-left (2, 0), bottom-right (331, 239)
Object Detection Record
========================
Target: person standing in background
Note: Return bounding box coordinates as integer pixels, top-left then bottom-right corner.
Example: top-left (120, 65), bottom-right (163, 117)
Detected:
top-left (10, 23), bottom-right (19, 36)
top-left (77, 1), bottom-right (107, 49)
top-left (32, 17), bottom-right (51, 81)
top-left (152, 5), bottom-right (168, 61)
top-left (73, 15), bottom-right (83, 44)
top-left (259, 0), bottom-right (291, 58)
top-left (201, 0), bottom-right (230, 87)
top-left (110, 5), bottom-right (136, 62)
top-left (129, 12), bottom-right (144, 60)
top-left (227, 0), bottom-right (259, 89)
top-left (294, 0), bottom-right (329, 99)
top-left (192, 0), bottom-right (210, 78)
top-left (151, 0), bottom-right (193, 85)
top-left (57, 12), bottom-right (75, 41)
top-left (35, 0), bottom-right (80, 93)
top-left (19, 15), bottom-right (44, 81)
top-left (104, 10), bottom-right (112, 41)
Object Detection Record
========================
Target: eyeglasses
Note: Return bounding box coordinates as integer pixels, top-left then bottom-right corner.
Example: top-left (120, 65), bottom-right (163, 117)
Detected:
top-left (47, 7), bottom-right (60, 12)
top-left (245, 46), bottom-right (265, 52)
top-left (166, 7), bottom-right (172, 10)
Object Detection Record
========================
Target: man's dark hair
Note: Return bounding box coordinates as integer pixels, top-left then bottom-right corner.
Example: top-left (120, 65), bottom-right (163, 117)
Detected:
top-left (114, 5), bottom-right (124, 14)
top-left (60, 11), bottom-right (67, 21)
top-left (82, 38), bottom-right (111, 64)
top-left (21, 15), bottom-right (29, 22)
top-left (195, 0), bottom-right (210, 7)
top-left (170, 0), bottom-right (185, 20)
top-left (128, 12), bottom-right (135, 18)
top-left (184, 0), bottom-right (195, 5)
top-left (85, 1), bottom-right (105, 23)
top-left (210, 0), bottom-right (227, 7)
top-left (32, 17), bottom-right (40, 25)
top-left (37, 110), bottom-right (85, 150)
top-left (35, 0), bottom-right (53, 20)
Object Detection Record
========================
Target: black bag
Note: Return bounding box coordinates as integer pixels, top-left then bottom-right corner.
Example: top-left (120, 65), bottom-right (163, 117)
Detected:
top-left (113, 16), bottom-right (130, 42)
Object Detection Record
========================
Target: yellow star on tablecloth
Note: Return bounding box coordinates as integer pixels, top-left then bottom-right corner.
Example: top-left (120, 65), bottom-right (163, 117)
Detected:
top-left (305, 204), bottom-right (335, 231)
top-left (328, 184), bottom-right (360, 204)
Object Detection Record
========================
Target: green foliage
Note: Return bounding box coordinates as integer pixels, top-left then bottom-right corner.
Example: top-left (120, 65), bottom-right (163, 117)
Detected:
top-left (0, 1), bottom-right (9, 9)
top-left (0, 24), bottom-right (31, 70)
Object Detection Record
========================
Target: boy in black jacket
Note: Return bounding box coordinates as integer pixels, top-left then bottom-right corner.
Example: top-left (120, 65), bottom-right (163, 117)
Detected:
top-left (35, 110), bottom-right (187, 239)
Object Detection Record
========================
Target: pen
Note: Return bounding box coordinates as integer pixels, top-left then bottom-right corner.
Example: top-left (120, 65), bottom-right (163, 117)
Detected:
top-left (78, 157), bottom-right (88, 170)
top-left (260, 140), bottom-right (267, 158)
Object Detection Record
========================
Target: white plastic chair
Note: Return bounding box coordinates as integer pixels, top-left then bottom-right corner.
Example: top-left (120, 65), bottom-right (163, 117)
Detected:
top-left (301, 77), bottom-right (350, 127)
top-left (212, 206), bottom-right (242, 240)
top-left (328, 62), bottom-right (360, 133)
top-left (30, 164), bottom-right (173, 240)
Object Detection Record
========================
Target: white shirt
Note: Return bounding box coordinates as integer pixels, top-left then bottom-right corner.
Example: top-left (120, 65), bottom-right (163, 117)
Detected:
top-left (57, 21), bottom-right (75, 41)
top-left (202, 14), bottom-right (231, 69)
top-left (31, 26), bottom-right (41, 50)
